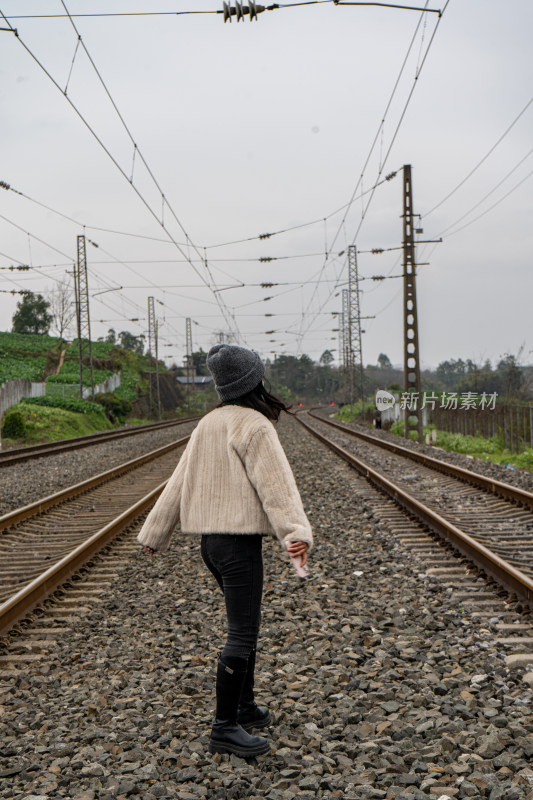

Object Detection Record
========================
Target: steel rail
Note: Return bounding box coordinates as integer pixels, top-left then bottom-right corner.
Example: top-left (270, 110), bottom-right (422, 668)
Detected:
top-left (298, 413), bottom-right (533, 608)
top-left (0, 435), bottom-right (190, 533)
top-left (309, 410), bottom-right (533, 511)
top-left (0, 415), bottom-right (200, 467)
top-left (0, 479), bottom-right (170, 636)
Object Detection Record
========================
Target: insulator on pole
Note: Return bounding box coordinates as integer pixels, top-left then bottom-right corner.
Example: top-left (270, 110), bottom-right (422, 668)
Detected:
top-left (249, 1), bottom-right (266, 19)
top-left (221, 2), bottom-right (266, 22)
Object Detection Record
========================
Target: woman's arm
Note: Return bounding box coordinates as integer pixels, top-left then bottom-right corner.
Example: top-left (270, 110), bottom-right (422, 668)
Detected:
top-left (243, 424), bottom-right (313, 552)
top-left (137, 446), bottom-right (189, 552)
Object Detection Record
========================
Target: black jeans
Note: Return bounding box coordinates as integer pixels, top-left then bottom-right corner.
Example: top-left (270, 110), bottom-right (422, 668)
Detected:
top-left (201, 534), bottom-right (264, 660)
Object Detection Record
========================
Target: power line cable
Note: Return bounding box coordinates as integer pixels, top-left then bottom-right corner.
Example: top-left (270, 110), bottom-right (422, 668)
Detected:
top-left (7, 1), bottom-right (441, 19)
top-left (3, 182), bottom-right (187, 245)
top-left (0, 7), bottom-right (241, 342)
top-left (295, 2), bottom-right (432, 339)
top-left (296, 0), bottom-right (451, 347)
top-left (424, 93), bottom-right (533, 218)
top-left (57, 0), bottom-right (238, 331)
top-left (438, 146), bottom-right (533, 236)
top-left (442, 166), bottom-right (533, 239)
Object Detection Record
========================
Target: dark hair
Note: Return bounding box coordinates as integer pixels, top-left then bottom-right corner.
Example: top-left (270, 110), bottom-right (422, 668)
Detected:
top-left (218, 380), bottom-right (291, 422)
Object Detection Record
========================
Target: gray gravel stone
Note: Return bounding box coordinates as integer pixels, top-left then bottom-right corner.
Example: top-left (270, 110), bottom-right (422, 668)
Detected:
top-left (1, 416), bottom-right (532, 799)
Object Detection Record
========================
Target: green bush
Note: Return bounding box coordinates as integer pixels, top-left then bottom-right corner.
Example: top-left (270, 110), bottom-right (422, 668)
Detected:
top-left (1, 409), bottom-right (27, 439)
top-left (94, 393), bottom-right (132, 424)
top-left (12, 402), bottom-right (113, 442)
top-left (23, 395), bottom-right (106, 415)
top-left (336, 401), bottom-right (376, 422)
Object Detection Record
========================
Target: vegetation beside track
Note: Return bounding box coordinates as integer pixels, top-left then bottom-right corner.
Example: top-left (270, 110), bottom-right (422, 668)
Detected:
top-left (0, 331), bottom-right (188, 444)
top-left (375, 418), bottom-right (533, 472)
top-left (1, 401), bottom-right (113, 446)
top-left (335, 400), bottom-right (533, 472)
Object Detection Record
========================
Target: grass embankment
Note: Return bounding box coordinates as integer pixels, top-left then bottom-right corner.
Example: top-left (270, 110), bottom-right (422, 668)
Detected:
top-left (1, 401), bottom-right (113, 447)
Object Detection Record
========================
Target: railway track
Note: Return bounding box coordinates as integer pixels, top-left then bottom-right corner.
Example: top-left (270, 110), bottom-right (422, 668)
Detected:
top-left (301, 410), bottom-right (533, 598)
top-left (2, 409), bottom-right (532, 675)
top-left (0, 431), bottom-right (193, 637)
top-left (2, 414), bottom-right (531, 797)
top-left (297, 410), bottom-right (533, 668)
top-left (0, 415), bottom-right (199, 466)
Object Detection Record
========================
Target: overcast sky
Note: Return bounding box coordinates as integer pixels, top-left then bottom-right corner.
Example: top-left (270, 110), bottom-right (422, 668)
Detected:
top-left (0, 0), bottom-right (531, 369)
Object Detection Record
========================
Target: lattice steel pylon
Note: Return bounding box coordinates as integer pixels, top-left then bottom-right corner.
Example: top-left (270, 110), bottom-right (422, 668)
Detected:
top-left (338, 307), bottom-right (345, 371)
top-left (185, 317), bottom-right (193, 402)
top-left (347, 245), bottom-right (365, 407)
top-left (147, 297), bottom-right (160, 419)
top-left (75, 235), bottom-right (94, 401)
top-left (342, 289), bottom-right (351, 404)
top-left (402, 164), bottom-right (423, 443)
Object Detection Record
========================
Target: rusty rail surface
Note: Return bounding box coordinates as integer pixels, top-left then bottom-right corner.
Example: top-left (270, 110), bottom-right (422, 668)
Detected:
top-left (0, 415), bottom-right (200, 467)
top-left (0, 481), bottom-right (170, 637)
top-left (0, 436), bottom-right (190, 532)
top-left (0, 434), bottom-right (192, 635)
top-left (309, 410), bottom-right (533, 511)
top-left (298, 413), bottom-right (533, 608)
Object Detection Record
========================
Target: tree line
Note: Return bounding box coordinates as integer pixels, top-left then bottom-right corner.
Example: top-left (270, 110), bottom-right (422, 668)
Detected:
top-left (9, 292), bottom-right (532, 403)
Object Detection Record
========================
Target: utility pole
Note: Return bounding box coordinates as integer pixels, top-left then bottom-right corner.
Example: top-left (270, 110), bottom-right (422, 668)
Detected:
top-left (154, 320), bottom-right (161, 420)
top-left (185, 317), bottom-right (193, 411)
top-left (338, 308), bottom-right (345, 373)
top-left (347, 245), bottom-right (365, 409)
top-left (75, 235), bottom-right (94, 401)
top-left (147, 296), bottom-right (158, 419)
top-left (342, 289), bottom-right (352, 406)
top-left (402, 164), bottom-right (423, 443)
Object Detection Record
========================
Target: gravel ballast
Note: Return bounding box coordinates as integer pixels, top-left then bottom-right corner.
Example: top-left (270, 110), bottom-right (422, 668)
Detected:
top-left (1, 415), bottom-right (532, 800)
top-left (0, 421), bottom-right (199, 516)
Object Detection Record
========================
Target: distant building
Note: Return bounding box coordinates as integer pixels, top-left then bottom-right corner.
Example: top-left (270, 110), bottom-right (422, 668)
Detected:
top-left (176, 376), bottom-right (213, 386)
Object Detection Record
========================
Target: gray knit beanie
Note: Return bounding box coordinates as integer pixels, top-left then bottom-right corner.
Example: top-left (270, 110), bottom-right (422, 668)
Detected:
top-left (207, 344), bottom-right (265, 401)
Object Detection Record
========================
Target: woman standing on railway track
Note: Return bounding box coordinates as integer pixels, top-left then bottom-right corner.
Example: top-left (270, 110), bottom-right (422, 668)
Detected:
top-left (137, 343), bottom-right (313, 758)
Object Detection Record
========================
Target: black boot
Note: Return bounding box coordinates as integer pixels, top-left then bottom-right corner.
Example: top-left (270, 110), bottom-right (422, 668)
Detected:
top-left (237, 647), bottom-right (272, 732)
top-left (209, 655), bottom-right (269, 757)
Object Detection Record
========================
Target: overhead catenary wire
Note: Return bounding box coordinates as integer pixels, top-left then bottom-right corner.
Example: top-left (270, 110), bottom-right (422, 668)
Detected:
top-left (0, 7), bottom-right (242, 343)
top-left (441, 166), bottom-right (533, 239)
top-left (296, 0), bottom-right (451, 346)
top-left (1, 5), bottom-right (442, 357)
top-left (0, 0), bottom-right (456, 359)
top-left (424, 93), bottom-right (533, 218)
top-left (417, 146), bottom-right (533, 266)
top-left (295, 0), bottom-right (436, 337)
top-left (7, 1), bottom-right (442, 20)
top-left (2, 182), bottom-right (187, 246)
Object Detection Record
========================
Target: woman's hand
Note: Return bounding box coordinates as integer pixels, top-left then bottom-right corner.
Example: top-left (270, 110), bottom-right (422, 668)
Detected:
top-left (287, 540), bottom-right (309, 567)
top-left (144, 546), bottom-right (155, 555)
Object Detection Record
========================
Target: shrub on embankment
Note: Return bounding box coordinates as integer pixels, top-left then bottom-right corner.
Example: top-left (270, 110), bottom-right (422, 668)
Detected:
top-left (1, 401), bottom-right (113, 445)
